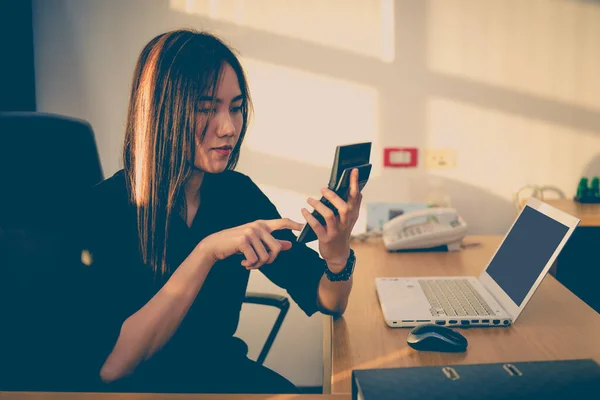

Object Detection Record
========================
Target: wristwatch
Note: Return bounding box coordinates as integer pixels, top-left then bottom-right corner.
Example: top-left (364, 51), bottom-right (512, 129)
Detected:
top-left (325, 249), bottom-right (356, 282)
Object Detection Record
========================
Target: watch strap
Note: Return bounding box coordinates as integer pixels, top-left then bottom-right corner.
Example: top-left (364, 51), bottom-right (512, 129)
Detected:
top-left (324, 249), bottom-right (355, 282)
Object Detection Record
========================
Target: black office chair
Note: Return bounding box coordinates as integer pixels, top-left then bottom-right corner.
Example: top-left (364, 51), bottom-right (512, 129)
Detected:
top-left (243, 292), bottom-right (290, 365)
top-left (0, 112), bottom-right (288, 390)
top-left (0, 111), bottom-right (105, 391)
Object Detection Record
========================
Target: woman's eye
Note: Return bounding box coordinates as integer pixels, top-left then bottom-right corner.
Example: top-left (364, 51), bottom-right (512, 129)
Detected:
top-left (199, 108), bottom-right (217, 114)
top-left (230, 106), bottom-right (242, 113)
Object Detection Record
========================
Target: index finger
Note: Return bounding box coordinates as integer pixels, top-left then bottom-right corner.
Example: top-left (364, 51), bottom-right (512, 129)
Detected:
top-left (265, 218), bottom-right (304, 232)
top-left (348, 168), bottom-right (359, 200)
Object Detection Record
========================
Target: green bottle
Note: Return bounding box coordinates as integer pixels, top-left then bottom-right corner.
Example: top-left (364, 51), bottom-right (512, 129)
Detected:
top-left (576, 177), bottom-right (589, 200)
top-left (590, 177), bottom-right (600, 199)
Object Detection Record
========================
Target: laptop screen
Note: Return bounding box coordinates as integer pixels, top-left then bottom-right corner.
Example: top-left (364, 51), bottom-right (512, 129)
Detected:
top-left (486, 205), bottom-right (570, 306)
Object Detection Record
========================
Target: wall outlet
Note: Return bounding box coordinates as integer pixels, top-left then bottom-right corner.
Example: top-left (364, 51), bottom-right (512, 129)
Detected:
top-left (424, 148), bottom-right (456, 169)
top-left (383, 147), bottom-right (418, 167)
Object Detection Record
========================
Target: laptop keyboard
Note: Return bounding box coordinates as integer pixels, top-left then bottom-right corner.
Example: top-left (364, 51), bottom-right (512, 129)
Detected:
top-left (419, 279), bottom-right (496, 317)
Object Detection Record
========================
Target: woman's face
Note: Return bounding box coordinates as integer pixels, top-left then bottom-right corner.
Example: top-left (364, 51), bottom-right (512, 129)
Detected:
top-left (194, 63), bottom-right (244, 174)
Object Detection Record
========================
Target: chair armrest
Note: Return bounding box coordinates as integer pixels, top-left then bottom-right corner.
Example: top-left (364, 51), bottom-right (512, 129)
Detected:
top-left (243, 292), bottom-right (290, 365)
top-left (244, 292), bottom-right (290, 310)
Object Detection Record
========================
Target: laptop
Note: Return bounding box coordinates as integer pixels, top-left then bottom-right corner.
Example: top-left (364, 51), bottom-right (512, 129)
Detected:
top-left (375, 198), bottom-right (580, 328)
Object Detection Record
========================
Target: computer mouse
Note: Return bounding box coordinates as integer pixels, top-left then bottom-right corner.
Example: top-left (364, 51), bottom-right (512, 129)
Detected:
top-left (406, 323), bottom-right (468, 353)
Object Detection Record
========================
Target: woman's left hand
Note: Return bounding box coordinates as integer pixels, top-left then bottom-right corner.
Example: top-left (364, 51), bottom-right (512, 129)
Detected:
top-left (301, 168), bottom-right (362, 271)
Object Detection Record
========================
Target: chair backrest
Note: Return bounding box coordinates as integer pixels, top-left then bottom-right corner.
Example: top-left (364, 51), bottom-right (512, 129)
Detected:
top-left (0, 112), bottom-right (104, 228)
top-left (0, 112), bottom-right (104, 390)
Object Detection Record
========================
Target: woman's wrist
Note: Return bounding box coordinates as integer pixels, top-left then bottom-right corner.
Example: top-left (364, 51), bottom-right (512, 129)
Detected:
top-left (193, 240), bottom-right (217, 270)
top-left (325, 249), bottom-right (351, 273)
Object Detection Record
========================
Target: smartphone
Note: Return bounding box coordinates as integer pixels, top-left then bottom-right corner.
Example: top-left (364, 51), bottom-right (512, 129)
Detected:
top-left (297, 163), bottom-right (372, 243)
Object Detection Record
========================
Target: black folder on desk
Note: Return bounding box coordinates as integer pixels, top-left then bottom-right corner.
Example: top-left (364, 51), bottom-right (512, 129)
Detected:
top-left (352, 359), bottom-right (600, 400)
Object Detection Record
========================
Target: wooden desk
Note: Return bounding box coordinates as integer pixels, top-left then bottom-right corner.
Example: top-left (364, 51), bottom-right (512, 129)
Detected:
top-left (544, 199), bottom-right (600, 227)
top-left (324, 236), bottom-right (600, 394)
top-left (0, 393), bottom-right (348, 400)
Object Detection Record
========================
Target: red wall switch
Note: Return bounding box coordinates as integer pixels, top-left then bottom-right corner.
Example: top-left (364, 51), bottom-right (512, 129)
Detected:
top-left (384, 147), bottom-right (418, 167)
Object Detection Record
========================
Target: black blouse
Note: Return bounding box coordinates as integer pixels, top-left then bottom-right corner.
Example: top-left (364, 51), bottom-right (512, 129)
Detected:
top-left (77, 169), bottom-right (326, 390)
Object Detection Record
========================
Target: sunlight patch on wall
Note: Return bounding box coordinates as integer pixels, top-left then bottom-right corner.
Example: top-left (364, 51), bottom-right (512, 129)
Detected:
top-left (241, 57), bottom-right (379, 172)
top-left (426, 97), bottom-right (600, 201)
top-left (170, 0), bottom-right (395, 63)
top-left (427, 0), bottom-right (600, 111)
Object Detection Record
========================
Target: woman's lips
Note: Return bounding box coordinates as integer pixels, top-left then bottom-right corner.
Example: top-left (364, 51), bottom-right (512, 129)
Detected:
top-left (213, 147), bottom-right (232, 156)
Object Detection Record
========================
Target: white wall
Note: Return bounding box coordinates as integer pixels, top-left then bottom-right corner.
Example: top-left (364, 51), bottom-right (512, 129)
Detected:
top-left (32, 0), bottom-right (600, 388)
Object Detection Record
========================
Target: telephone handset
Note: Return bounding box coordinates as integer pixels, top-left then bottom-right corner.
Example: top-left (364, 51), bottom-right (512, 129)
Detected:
top-left (382, 207), bottom-right (468, 252)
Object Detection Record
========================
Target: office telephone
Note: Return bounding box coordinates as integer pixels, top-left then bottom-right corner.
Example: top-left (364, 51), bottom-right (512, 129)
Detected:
top-left (382, 208), bottom-right (468, 252)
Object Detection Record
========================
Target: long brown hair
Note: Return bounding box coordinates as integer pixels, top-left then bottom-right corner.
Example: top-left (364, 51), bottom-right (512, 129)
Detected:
top-left (123, 29), bottom-right (252, 276)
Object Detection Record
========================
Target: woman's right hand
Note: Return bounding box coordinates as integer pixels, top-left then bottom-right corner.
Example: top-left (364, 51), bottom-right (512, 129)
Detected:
top-left (199, 218), bottom-right (304, 269)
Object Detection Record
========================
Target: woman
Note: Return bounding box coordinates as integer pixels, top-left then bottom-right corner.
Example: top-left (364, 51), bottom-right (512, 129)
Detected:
top-left (79, 29), bottom-right (361, 394)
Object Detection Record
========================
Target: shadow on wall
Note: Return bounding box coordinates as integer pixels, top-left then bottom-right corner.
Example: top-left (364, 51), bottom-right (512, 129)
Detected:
top-left (241, 146), bottom-right (515, 235)
top-left (41, 0), bottom-right (599, 236)
top-left (581, 154), bottom-right (600, 178)
top-left (163, 0), bottom-right (600, 236)
top-left (167, 0), bottom-right (600, 135)
top-left (33, 0), bottom-right (127, 170)
top-left (405, 173), bottom-right (516, 235)
top-left (33, 0), bottom-right (87, 116)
